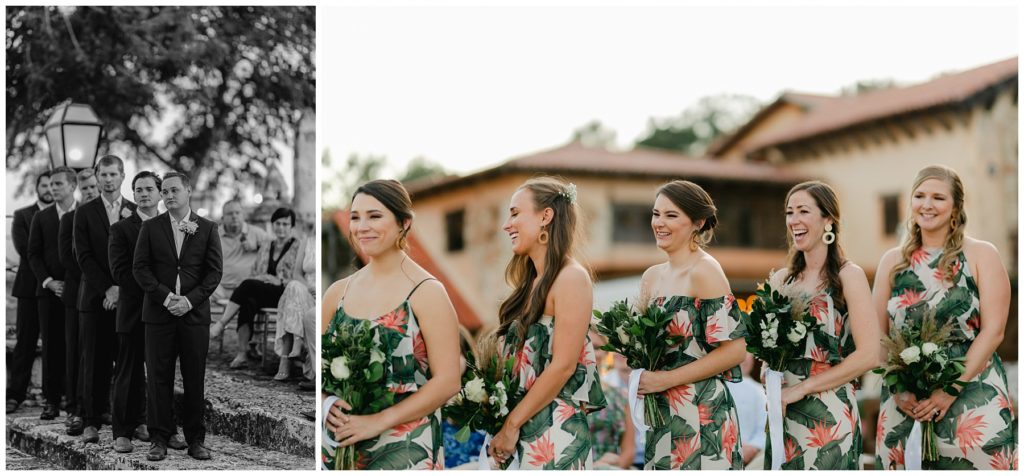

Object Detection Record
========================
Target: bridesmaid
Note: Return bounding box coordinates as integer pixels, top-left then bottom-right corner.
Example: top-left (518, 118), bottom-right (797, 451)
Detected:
top-left (765, 180), bottom-right (878, 470)
top-left (634, 180), bottom-right (746, 470)
top-left (321, 179), bottom-right (461, 470)
top-left (488, 177), bottom-right (607, 470)
top-left (873, 165), bottom-right (1016, 470)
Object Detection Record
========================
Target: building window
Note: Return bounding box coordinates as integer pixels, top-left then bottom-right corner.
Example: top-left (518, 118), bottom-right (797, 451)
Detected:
top-left (446, 209), bottom-right (465, 252)
top-left (611, 203), bottom-right (655, 244)
top-left (882, 194), bottom-right (900, 237)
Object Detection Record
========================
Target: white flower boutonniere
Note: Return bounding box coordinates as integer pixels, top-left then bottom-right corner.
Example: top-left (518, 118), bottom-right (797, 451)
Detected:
top-left (178, 220), bottom-right (199, 236)
top-left (121, 208), bottom-right (132, 219)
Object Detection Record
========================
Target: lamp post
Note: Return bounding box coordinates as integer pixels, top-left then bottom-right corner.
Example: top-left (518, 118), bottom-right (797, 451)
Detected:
top-left (43, 101), bottom-right (103, 170)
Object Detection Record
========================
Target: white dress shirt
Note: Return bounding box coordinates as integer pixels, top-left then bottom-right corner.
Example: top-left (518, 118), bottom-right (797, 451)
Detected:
top-left (163, 209), bottom-right (194, 312)
top-left (100, 194), bottom-right (123, 225)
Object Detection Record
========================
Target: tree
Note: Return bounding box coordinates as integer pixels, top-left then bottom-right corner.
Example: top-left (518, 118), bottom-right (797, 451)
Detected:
top-left (320, 148), bottom-right (388, 211)
top-left (841, 78), bottom-right (896, 96)
top-left (400, 156), bottom-right (447, 183)
top-left (571, 119), bottom-right (617, 149)
top-left (6, 6), bottom-right (315, 193)
top-left (634, 94), bottom-right (760, 156)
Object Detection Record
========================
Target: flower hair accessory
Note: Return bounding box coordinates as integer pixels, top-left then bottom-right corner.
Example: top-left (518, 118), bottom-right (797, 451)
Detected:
top-left (558, 183), bottom-right (578, 204)
top-left (121, 208), bottom-right (132, 219)
top-left (178, 219), bottom-right (199, 236)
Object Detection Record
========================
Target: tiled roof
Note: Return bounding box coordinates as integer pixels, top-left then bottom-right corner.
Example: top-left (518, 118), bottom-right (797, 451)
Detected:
top-left (717, 57), bottom-right (1018, 156)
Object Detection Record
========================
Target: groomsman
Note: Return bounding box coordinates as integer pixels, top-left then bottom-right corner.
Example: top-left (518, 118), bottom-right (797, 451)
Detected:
top-left (74, 155), bottom-right (136, 443)
top-left (7, 171), bottom-right (53, 413)
top-left (134, 171), bottom-right (222, 461)
top-left (108, 171), bottom-right (161, 453)
top-left (59, 169), bottom-right (99, 435)
top-left (27, 167), bottom-right (78, 420)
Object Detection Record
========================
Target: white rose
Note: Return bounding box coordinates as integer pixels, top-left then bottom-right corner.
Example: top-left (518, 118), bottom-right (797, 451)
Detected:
top-left (787, 322), bottom-right (808, 343)
top-left (766, 313), bottom-right (776, 321)
top-left (921, 342), bottom-right (938, 357)
top-left (464, 377), bottom-right (488, 403)
top-left (330, 356), bottom-right (351, 380)
top-left (900, 346), bottom-right (922, 364)
top-left (764, 336), bottom-right (777, 349)
top-left (370, 348), bottom-right (386, 364)
top-left (616, 326), bottom-right (629, 344)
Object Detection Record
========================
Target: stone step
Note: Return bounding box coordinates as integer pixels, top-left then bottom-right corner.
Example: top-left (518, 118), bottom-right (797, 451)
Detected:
top-left (6, 407), bottom-right (313, 470)
top-left (6, 446), bottom-right (64, 470)
top-left (178, 368), bottom-right (315, 458)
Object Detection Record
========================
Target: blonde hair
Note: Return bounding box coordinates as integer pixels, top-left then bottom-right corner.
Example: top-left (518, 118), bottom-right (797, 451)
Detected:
top-left (890, 165), bottom-right (967, 284)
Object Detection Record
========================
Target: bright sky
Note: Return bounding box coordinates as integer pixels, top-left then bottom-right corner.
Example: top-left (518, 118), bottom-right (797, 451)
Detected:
top-left (320, 3), bottom-right (1018, 183)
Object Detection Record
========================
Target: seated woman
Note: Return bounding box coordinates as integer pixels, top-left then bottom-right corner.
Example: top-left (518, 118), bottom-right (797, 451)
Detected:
top-left (211, 207), bottom-right (304, 369)
top-left (273, 232), bottom-right (316, 381)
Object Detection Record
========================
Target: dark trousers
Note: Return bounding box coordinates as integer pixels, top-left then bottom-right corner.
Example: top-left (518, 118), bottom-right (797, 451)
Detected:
top-left (64, 304), bottom-right (81, 416)
top-left (146, 320), bottom-right (209, 446)
top-left (80, 309), bottom-right (116, 427)
top-left (112, 325), bottom-right (147, 438)
top-left (7, 297), bottom-right (39, 403)
top-left (37, 294), bottom-right (66, 405)
top-left (231, 279), bottom-right (285, 327)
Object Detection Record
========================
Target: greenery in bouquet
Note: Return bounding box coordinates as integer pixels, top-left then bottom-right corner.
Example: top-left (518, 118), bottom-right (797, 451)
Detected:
top-left (745, 273), bottom-right (820, 371)
top-left (321, 318), bottom-right (396, 469)
top-left (593, 293), bottom-right (681, 428)
top-left (444, 332), bottom-right (521, 468)
top-left (874, 304), bottom-right (967, 462)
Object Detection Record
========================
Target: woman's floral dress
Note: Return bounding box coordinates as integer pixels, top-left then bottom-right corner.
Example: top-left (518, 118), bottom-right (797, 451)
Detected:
top-left (322, 281), bottom-right (443, 470)
top-left (762, 289), bottom-right (862, 470)
top-left (502, 315), bottom-right (608, 470)
top-left (876, 248), bottom-right (1017, 470)
top-left (645, 295), bottom-right (745, 470)
top-left (588, 382), bottom-right (628, 460)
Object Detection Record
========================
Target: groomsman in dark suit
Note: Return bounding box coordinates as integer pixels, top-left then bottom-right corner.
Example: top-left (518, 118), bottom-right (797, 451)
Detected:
top-left (27, 167), bottom-right (78, 420)
top-left (108, 171), bottom-right (161, 452)
top-left (134, 171), bottom-right (222, 461)
top-left (6, 171), bottom-right (53, 413)
top-left (59, 169), bottom-right (99, 435)
top-left (74, 155), bottom-right (136, 443)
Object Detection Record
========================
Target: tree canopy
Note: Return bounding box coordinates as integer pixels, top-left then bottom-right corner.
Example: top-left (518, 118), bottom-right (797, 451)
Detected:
top-left (634, 94), bottom-right (760, 156)
top-left (6, 6), bottom-right (315, 192)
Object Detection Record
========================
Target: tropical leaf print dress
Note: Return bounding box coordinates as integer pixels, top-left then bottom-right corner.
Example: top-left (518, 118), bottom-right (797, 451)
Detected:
top-left (322, 284), bottom-right (443, 470)
top-left (645, 295), bottom-right (745, 470)
top-left (762, 289), bottom-right (862, 470)
top-left (502, 315), bottom-right (608, 470)
top-left (876, 248), bottom-right (1017, 470)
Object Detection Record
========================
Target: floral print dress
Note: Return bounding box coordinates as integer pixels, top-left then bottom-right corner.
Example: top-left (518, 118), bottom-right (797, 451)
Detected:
top-left (502, 315), bottom-right (608, 470)
top-left (762, 288), bottom-right (862, 470)
top-left (645, 295), bottom-right (745, 470)
top-left (876, 248), bottom-right (1017, 470)
top-left (588, 383), bottom-right (628, 460)
top-left (322, 280), bottom-right (443, 470)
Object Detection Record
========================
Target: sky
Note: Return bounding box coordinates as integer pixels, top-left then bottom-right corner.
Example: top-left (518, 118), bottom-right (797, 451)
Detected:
top-left (320, 3), bottom-right (1018, 189)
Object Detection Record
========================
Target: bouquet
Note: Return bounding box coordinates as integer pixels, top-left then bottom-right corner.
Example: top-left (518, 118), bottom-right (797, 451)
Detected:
top-left (874, 304), bottom-right (966, 466)
top-left (593, 293), bottom-right (681, 430)
top-left (445, 331), bottom-right (521, 469)
top-left (321, 318), bottom-right (395, 470)
top-left (745, 271), bottom-right (820, 470)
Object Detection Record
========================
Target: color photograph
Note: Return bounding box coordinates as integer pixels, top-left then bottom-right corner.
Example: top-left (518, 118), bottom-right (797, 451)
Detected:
top-left (319, 4), bottom-right (1018, 471)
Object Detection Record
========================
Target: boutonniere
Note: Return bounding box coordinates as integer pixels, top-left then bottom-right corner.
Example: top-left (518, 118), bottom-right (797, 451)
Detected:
top-left (121, 208), bottom-right (132, 219)
top-left (178, 219), bottom-right (199, 236)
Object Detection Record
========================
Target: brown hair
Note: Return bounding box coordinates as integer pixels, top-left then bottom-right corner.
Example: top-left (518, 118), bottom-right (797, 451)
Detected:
top-left (784, 181), bottom-right (848, 309)
top-left (497, 177), bottom-right (585, 347)
top-left (349, 179), bottom-right (414, 251)
top-left (656, 180), bottom-right (719, 248)
top-left (890, 165), bottom-right (967, 284)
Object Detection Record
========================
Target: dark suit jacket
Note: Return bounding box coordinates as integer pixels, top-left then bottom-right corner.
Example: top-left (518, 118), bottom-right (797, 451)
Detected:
top-left (12, 203), bottom-right (43, 298)
top-left (109, 212), bottom-right (145, 333)
top-left (133, 211), bottom-right (222, 325)
top-left (59, 208), bottom-right (81, 308)
top-left (74, 196), bottom-right (136, 312)
top-left (27, 205), bottom-right (66, 297)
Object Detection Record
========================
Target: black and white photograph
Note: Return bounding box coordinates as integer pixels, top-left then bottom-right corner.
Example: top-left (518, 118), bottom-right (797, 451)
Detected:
top-left (5, 5), bottom-right (316, 470)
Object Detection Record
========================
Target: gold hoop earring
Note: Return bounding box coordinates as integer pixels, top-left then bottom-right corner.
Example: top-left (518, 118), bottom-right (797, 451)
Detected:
top-left (822, 223), bottom-right (836, 245)
top-left (950, 218), bottom-right (957, 230)
top-left (538, 227), bottom-right (549, 245)
top-left (689, 233), bottom-right (700, 251)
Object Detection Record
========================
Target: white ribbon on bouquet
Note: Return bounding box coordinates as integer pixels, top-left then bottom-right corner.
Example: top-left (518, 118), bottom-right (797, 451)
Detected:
top-left (627, 368), bottom-right (650, 433)
top-left (905, 420), bottom-right (923, 470)
top-left (321, 396), bottom-right (341, 470)
top-left (765, 369), bottom-right (785, 470)
top-left (480, 433), bottom-right (520, 470)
